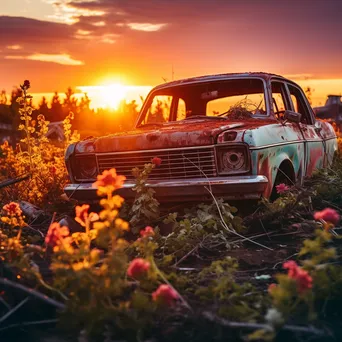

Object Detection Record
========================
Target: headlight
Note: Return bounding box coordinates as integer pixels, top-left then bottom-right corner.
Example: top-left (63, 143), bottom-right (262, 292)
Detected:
top-left (216, 145), bottom-right (250, 174)
top-left (74, 155), bottom-right (98, 181)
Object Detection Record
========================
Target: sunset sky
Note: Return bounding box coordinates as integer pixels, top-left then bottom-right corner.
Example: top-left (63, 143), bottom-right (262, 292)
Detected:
top-left (0, 0), bottom-right (342, 107)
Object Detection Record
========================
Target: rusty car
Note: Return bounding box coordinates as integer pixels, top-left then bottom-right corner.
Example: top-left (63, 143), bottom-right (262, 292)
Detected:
top-left (64, 72), bottom-right (337, 202)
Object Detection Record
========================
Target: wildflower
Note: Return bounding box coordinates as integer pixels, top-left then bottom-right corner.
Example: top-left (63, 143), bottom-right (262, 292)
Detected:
top-left (37, 114), bottom-right (45, 121)
top-left (265, 308), bottom-right (284, 327)
top-left (45, 222), bottom-right (70, 248)
top-left (49, 166), bottom-right (57, 176)
top-left (314, 208), bottom-right (340, 226)
top-left (275, 183), bottom-right (290, 194)
top-left (283, 260), bottom-right (312, 293)
top-left (93, 168), bottom-right (126, 190)
top-left (152, 157), bottom-right (162, 166)
top-left (3, 202), bottom-right (22, 217)
top-left (127, 258), bottom-right (150, 279)
top-left (115, 218), bottom-right (129, 231)
top-left (22, 80), bottom-right (30, 89)
top-left (152, 284), bottom-right (179, 307)
top-left (268, 283), bottom-right (277, 294)
top-left (140, 226), bottom-right (155, 238)
top-left (75, 204), bottom-right (89, 226)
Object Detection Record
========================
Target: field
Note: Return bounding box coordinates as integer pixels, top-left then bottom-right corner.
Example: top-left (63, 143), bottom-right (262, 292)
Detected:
top-left (1, 82), bottom-right (342, 342)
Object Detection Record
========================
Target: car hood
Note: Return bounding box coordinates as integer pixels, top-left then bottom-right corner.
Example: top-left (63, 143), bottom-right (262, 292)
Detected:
top-left (75, 119), bottom-right (274, 153)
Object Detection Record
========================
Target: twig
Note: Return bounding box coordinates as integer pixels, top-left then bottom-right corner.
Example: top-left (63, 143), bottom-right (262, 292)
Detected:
top-left (0, 174), bottom-right (30, 190)
top-left (0, 278), bottom-right (66, 310)
top-left (173, 244), bottom-right (200, 267)
top-left (273, 253), bottom-right (299, 269)
top-left (259, 219), bottom-right (271, 241)
top-left (0, 297), bottom-right (11, 311)
top-left (203, 311), bottom-right (326, 336)
top-left (0, 318), bottom-right (58, 332)
top-left (204, 186), bottom-right (273, 251)
top-left (0, 297), bottom-right (29, 324)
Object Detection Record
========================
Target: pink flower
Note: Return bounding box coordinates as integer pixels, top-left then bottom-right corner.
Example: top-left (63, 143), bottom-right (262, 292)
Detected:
top-left (152, 157), bottom-right (162, 166)
top-left (45, 222), bottom-right (70, 248)
top-left (275, 183), bottom-right (290, 194)
top-left (283, 260), bottom-right (312, 293)
top-left (152, 284), bottom-right (179, 307)
top-left (314, 208), bottom-right (340, 226)
top-left (140, 226), bottom-right (155, 238)
top-left (127, 258), bottom-right (150, 279)
top-left (3, 202), bottom-right (22, 217)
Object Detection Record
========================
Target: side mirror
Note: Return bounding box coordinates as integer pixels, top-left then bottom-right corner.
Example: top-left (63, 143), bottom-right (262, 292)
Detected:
top-left (284, 110), bottom-right (301, 123)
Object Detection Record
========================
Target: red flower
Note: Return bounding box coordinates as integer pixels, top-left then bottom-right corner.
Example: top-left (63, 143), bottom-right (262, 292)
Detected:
top-left (268, 283), bottom-right (277, 294)
top-left (152, 284), bottom-right (179, 307)
top-left (283, 260), bottom-right (312, 294)
top-left (127, 258), bottom-right (150, 278)
top-left (275, 183), bottom-right (290, 194)
top-left (314, 208), bottom-right (340, 226)
top-left (152, 157), bottom-right (162, 166)
top-left (75, 204), bottom-right (89, 227)
top-left (22, 80), bottom-right (30, 89)
top-left (49, 166), bottom-right (57, 176)
top-left (45, 222), bottom-right (70, 248)
top-left (92, 168), bottom-right (126, 190)
top-left (140, 226), bottom-right (155, 238)
top-left (3, 202), bottom-right (22, 217)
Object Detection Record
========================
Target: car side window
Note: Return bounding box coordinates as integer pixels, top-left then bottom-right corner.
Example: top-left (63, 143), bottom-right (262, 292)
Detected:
top-left (288, 85), bottom-right (313, 124)
top-left (271, 82), bottom-right (289, 116)
top-left (176, 98), bottom-right (187, 121)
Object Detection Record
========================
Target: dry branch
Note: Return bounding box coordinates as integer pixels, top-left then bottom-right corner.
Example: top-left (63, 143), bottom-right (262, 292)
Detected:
top-left (0, 278), bottom-right (66, 310)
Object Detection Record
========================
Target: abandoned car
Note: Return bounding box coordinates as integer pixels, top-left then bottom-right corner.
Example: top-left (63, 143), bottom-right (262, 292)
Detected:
top-left (64, 72), bottom-right (337, 202)
top-left (313, 95), bottom-right (342, 130)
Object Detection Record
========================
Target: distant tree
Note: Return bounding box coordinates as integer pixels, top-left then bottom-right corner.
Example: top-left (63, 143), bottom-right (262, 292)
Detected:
top-left (39, 96), bottom-right (50, 120)
top-left (10, 87), bottom-right (22, 127)
top-left (304, 86), bottom-right (314, 106)
top-left (0, 90), bottom-right (7, 105)
top-left (50, 92), bottom-right (63, 122)
top-left (63, 87), bottom-right (78, 117)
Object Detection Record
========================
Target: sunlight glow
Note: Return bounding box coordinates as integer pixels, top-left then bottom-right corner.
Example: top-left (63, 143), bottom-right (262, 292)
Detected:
top-left (99, 83), bottom-right (127, 109)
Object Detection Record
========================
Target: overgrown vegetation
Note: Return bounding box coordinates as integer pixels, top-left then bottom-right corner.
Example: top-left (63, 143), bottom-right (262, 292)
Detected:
top-left (1, 82), bottom-right (342, 341)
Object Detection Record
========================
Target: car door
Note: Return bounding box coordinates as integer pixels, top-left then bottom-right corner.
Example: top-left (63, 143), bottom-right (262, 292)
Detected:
top-left (286, 83), bottom-right (325, 176)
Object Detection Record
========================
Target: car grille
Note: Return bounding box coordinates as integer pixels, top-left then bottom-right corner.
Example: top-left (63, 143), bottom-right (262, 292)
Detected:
top-left (96, 147), bottom-right (217, 180)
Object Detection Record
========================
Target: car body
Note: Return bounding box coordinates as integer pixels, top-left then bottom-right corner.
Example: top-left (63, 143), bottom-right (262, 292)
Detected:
top-left (313, 95), bottom-right (342, 130)
top-left (64, 72), bottom-right (337, 202)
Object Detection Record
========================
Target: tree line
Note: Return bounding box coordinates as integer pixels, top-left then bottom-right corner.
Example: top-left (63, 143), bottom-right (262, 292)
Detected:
top-left (0, 87), bottom-right (140, 138)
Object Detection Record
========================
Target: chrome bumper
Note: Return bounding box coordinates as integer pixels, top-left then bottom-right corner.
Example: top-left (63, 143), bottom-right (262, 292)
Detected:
top-left (64, 175), bottom-right (268, 202)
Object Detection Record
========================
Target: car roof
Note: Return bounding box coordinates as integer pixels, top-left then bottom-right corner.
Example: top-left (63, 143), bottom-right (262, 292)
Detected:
top-left (153, 72), bottom-right (294, 91)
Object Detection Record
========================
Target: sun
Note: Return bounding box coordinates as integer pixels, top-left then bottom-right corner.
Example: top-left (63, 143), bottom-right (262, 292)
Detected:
top-left (100, 83), bottom-right (127, 109)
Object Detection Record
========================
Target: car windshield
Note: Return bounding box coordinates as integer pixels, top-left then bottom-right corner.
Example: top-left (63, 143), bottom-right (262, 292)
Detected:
top-left (138, 78), bottom-right (267, 126)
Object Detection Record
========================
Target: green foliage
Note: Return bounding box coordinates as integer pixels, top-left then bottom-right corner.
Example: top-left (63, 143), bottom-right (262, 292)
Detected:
top-left (157, 200), bottom-right (244, 264)
top-left (129, 163), bottom-right (160, 233)
top-left (195, 257), bottom-right (265, 321)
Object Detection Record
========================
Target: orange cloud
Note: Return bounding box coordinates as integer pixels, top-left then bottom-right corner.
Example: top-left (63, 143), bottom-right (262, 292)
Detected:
top-left (5, 53), bottom-right (84, 66)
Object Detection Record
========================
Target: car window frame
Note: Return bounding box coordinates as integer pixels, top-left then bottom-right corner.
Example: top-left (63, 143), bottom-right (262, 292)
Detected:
top-left (284, 82), bottom-right (315, 125)
top-left (135, 77), bottom-right (271, 127)
top-left (270, 80), bottom-right (292, 114)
